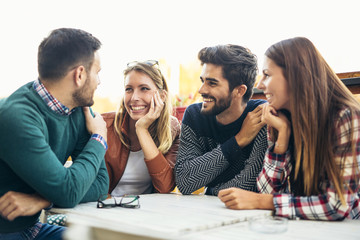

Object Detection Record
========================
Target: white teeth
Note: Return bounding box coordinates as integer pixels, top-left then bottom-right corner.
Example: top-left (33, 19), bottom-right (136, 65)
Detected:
top-left (203, 98), bottom-right (214, 102)
top-left (265, 94), bottom-right (272, 99)
top-left (132, 106), bottom-right (145, 111)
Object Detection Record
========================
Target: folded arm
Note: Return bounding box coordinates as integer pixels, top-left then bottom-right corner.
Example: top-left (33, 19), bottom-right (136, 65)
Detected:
top-left (0, 109), bottom-right (107, 208)
top-left (175, 123), bottom-right (230, 194)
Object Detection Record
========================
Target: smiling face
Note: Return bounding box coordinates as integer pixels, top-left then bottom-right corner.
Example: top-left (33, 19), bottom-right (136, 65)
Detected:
top-left (257, 57), bottom-right (290, 110)
top-left (124, 70), bottom-right (158, 121)
top-left (198, 63), bottom-right (232, 116)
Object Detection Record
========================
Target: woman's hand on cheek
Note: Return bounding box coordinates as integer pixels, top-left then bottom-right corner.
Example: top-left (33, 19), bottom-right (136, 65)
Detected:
top-left (262, 105), bottom-right (291, 153)
top-left (153, 89), bottom-right (166, 117)
top-left (262, 104), bottom-right (288, 131)
top-left (135, 90), bottom-right (165, 130)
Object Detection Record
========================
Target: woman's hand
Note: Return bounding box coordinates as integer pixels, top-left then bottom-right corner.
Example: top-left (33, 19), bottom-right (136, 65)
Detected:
top-left (218, 188), bottom-right (274, 210)
top-left (135, 90), bottom-right (166, 130)
top-left (261, 104), bottom-right (291, 154)
top-left (134, 90), bottom-right (167, 160)
top-left (261, 104), bottom-right (287, 130)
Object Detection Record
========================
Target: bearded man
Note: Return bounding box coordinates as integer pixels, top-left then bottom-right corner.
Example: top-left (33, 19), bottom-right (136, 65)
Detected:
top-left (0, 28), bottom-right (109, 239)
top-left (175, 44), bottom-right (267, 196)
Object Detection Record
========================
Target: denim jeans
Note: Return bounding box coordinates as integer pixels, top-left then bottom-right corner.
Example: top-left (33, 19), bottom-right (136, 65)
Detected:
top-left (0, 223), bottom-right (64, 240)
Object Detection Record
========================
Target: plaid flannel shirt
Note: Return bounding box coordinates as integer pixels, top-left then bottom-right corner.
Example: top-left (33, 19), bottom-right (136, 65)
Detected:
top-left (257, 107), bottom-right (360, 220)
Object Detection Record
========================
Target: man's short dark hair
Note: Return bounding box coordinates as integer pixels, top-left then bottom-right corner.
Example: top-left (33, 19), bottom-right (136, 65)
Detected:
top-left (198, 44), bottom-right (258, 103)
top-left (38, 28), bottom-right (101, 81)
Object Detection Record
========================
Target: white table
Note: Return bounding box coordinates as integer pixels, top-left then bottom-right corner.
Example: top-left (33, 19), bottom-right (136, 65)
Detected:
top-left (47, 193), bottom-right (360, 240)
top-left (182, 218), bottom-right (360, 240)
top-left (48, 193), bottom-right (271, 239)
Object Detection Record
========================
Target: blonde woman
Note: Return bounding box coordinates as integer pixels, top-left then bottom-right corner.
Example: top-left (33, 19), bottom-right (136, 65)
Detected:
top-left (102, 61), bottom-right (180, 196)
top-left (219, 37), bottom-right (360, 220)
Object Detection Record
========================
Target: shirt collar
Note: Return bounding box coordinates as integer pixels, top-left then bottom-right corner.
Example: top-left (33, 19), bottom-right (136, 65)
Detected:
top-left (33, 79), bottom-right (75, 116)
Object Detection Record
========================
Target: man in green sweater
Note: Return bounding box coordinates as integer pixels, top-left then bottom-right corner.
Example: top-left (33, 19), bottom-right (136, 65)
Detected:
top-left (0, 28), bottom-right (109, 239)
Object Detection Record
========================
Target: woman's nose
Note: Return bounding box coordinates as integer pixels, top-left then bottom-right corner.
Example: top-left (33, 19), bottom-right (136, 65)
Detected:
top-left (131, 89), bottom-right (140, 100)
top-left (256, 78), bottom-right (265, 90)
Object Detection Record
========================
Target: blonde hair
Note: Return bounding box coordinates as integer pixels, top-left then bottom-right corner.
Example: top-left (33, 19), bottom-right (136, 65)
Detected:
top-left (266, 37), bottom-right (360, 204)
top-left (114, 62), bottom-right (173, 154)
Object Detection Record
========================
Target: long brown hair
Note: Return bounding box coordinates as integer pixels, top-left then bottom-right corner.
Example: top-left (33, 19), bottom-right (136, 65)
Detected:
top-left (114, 62), bottom-right (173, 154)
top-left (265, 37), bottom-right (360, 203)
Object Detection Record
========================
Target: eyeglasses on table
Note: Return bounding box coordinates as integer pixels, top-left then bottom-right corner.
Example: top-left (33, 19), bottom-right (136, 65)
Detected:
top-left (97, 194), bottom-right (140, 209)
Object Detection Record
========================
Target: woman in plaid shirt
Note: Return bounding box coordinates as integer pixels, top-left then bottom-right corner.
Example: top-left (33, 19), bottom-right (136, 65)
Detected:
top-left (218, 37), bottom-right (360, 220)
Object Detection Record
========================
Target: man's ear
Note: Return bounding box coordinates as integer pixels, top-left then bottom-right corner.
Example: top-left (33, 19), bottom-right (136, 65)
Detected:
top-left (232, 84), bottom-right (247, 99)
top-left (73, 66), bottom-right (86, 87)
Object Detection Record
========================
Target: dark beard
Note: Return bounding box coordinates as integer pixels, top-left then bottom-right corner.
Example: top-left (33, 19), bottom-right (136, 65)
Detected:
top-left (72, 78), bottom-right (94, 107)
top-left (200, 94), bottom-right (232, 116)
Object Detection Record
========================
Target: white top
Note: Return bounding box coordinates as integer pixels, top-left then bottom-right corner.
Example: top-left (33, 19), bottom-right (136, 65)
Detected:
top-left (111, 150), bottom-right (153, 197)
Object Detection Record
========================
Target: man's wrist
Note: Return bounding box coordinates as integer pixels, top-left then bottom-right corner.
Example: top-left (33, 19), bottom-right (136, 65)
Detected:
top-left (91, 134), bottom-right (108, 150)
top-left (43, 203), bottom-right (53, 211)
top-left (235, 135), bottom-right (247, 148)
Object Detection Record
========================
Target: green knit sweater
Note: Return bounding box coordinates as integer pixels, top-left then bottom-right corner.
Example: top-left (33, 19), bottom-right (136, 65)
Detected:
top-left (0, 82), bottom-right (109, 233)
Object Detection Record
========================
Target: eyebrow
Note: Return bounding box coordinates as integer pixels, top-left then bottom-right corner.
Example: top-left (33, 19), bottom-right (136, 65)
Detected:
top-left (200, 76), bottom-right (219, 82)
top-left (125, 84), bottom-right (151, 88)
top-left (139, 84), bottom-right (151, 88)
